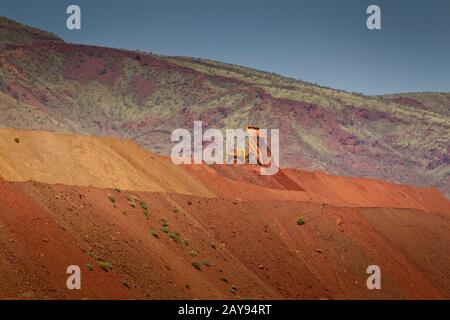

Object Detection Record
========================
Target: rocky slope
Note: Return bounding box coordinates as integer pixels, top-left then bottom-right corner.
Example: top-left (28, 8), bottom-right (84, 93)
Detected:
top-left (0, 128), bottom-right (449, 299)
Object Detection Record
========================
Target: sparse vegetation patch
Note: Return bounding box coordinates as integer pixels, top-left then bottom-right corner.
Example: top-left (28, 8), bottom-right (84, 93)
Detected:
top-left (99, 261), bottom-right (112, 272)
top-left (150, 229), bottom-right (159, 238)
top-left (189, 249), bottom-right (199, 257)
top-left (191, 262), bottom-right (201, 271)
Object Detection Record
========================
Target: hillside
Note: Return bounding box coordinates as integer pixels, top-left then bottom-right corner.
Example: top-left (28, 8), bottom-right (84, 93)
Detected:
top-left (0, 17), bottom-right (62, 50)
top-left (0, 128), bottom-right (449, 299)
top-left (0, 17), bottom-right (449, 197)
top-left (382, 92), bottom-right (450, 117)
top-left (1, 127), bottom-right (448, 212)
top-left (0, 127), bottom-right (212, 196)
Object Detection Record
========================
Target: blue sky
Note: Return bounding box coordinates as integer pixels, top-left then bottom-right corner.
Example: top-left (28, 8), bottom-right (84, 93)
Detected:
top-left (1, 0), bottom-right (449, 95)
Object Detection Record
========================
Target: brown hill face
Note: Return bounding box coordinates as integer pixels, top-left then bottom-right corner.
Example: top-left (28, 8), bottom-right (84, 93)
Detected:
top-left (0, 18), bottom-right (449, 197)
top-left (0, 128), bottom-right (449, 299)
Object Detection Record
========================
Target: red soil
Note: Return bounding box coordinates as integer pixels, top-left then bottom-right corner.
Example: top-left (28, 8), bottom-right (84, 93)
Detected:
top-left (184, 164), bottom-right (450, 212)
top-left (0, 174), bottom-right (449, 299)
top-left (65, 54), bottom-right (124, 86)
top-left (0, 129), bottom-right (449, 300)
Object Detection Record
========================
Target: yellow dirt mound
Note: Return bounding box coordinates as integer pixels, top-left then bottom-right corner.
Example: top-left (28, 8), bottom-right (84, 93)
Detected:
top-left (0, 127), bottom-right (213, 196)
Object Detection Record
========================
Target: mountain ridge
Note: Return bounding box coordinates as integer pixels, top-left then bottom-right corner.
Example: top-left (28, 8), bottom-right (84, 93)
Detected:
top-left (1, 17), bottom-right (449, 197)
top-left (0, 16), bottom-right (62, 50)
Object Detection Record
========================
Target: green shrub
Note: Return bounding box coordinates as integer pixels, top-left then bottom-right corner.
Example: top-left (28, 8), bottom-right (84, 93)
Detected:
top-left (183, 239), bottom-right (190, 246)
top-left (189, 249), bottom-right (199, 257)
top-left (296, 218), bottom-right (305, 225)
top-left (203, 260), bottom-right (211, 267)
top-left (150, 229), bottom-right (159, 238)
top-left (191, 262), bottom-right (201, 271)
top-left (99, 261), bottom-right (112, 272)
top-left (172, 207), bottom-right (179, 213)
top-left (161, 226), bottom-right (169, 233)
top-left (140, 201), bottom-right (148, 210)
top-left (169, 232), bottom-right (180, 243)
top-left (85, 263), bottom-right (94, 271)
top-left (137, 201), bottom-right (149, 219)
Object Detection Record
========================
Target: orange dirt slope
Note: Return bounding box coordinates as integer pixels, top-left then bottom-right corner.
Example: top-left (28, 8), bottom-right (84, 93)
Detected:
top-left (0, 178), bottom-right (449, 299)
top-left (184, 164), bottom-right (450, 213)
top-left (0, 128), bottom-right (449, 299)
top-left (0, 127), bottom-right (213, 197)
